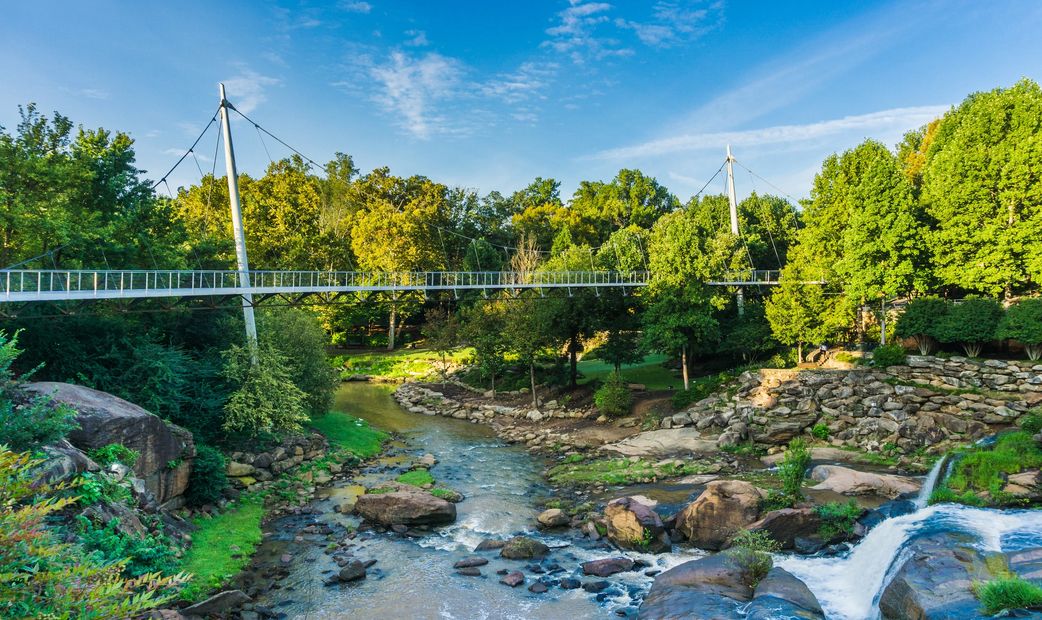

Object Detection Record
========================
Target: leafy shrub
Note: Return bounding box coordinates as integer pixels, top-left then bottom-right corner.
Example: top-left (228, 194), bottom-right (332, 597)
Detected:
top-left (777, 438), bottom-right (811, 503)
top-left (76, 472), bottom-right (132, 506)
top-left (1021, 411), bottom-right (1042, 435)
top-left (185, 445), bottom-right (228, 507)
top-left (222, 342), bottom-right (309, 435)
top-left (974, 576), bottom-right (1042, 615)
top-left (814, 500), bottom-right (862, 540)
top-left (76, 515), bottom-right (178, 578)
top-left (871, 343), bottom-right (907, 368)
top-left (811, 423), bottom-right (830, 440)
top-left (998, 299), bottom-right (1042, 361)
top-left (0, 448), bottom-right (187, 618)
top-left (0, 330), bottom-right (78, 452)
top-left (89, 444), bottom-right (139, 468)
top-left (671, 372), bottom-right (731, 409)
top-left (943, 431), bottom-right (1042, 502)
top-left (895, 297), bottom-right (949, 354)
top-left (935, 297), bottom-right (1003, 358)
top-left (726, 529), bottom-right (780, 587)
top-left (595, 372), bottom-right (632, 417)
top-left (257, 308), bottom-right (339, 415)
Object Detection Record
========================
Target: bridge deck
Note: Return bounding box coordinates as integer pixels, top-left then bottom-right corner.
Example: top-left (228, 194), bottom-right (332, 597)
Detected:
top-left (0, 269), bottom-right (792, 303)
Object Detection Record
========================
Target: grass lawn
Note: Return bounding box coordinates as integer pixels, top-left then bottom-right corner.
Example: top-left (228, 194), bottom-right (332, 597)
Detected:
top-left (577, 354), bottom-right (684, 391)
top-left (548, 456), bottom-right (717, 486)
top-left (178, 497), bottom-right (264, 601)
top-left (309, 411), bottom-right (388, 458)
top-left (331, 347), bottom-right (474, 381)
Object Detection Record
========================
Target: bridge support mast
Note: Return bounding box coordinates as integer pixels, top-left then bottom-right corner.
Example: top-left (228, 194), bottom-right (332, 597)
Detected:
top-left (725, 145), bottom-right (744, 316)
top-left (219, 83), bottom-right (258, 353)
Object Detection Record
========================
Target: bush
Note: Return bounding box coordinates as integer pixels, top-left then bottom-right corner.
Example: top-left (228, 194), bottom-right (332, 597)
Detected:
top-left (777, 438), bottom-right (811, 503)
top-left (895, 297), bottom-right (949, 355)
top-left (998, 299), bottom-right (1042, 361)
top-left (257, 309), bottom-right (339, 415)
top-left (935, 297), bottom-right (1003, 358)
top-left (222, 342), bottom-right (309, 435)
top-left (1021, 411), bottom-right (1042, 435)
top-left (0, 330), bottom-right (78, 452)
top-left (76, 515), bottom-right (178, 578)
top-left (814, 500), bottom-right (862, 540)
top-left (0, 448), bottom-right (186, 618)
top-left (811, 423), bottom-right (830, 440)
top-left (185, 445), bottom-right (228, 507)
top-left (595, 372), bottom-right (632, 417)
top-left (726, 529), bottom-right (780, 587)
top-left (872, 343), bottom-right (907, 368)
top-left (974, 576), bottom-right (1042, 615)
top-left (937, 431), bottom-right (1042, 506)
top-left (76, 472), bottom-right (132, 506)
top-left (89, 444), bottom-right (139, 468)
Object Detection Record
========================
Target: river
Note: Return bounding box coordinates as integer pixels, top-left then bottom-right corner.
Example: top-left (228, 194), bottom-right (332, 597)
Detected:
top-left (254, 383), bottom-right (1042, 620)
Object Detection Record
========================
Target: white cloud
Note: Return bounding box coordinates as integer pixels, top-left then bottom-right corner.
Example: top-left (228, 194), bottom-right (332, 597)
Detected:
top-left (480, 61), bottom-right (558, 104)
top-left (404, 29), bottom-right (429, 47)
top-left (78, 88), bottom-right (110, 100)
top-left (369, 51), bottom-right (465, 139)
top-left (543, 1), bottom-right (632, 63)
top-left (615, 1), bottom-right (721, 47)
top-left (341, 1), bottom-right (372, 14)
top-left (590, 105), bottom-right (949, 160)
top-left (222, 67), bottom-right (281, 114)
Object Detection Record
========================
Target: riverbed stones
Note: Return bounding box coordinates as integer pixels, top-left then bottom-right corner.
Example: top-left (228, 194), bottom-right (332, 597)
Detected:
top-left (536, 508), bottom-right (570, 528)
top-left (878, 532), bottom-right (990, 620)
top-left (582, 557), bottom-right (635, 577)
top-left (528, 581), bottom-right (548, 593)
top-left (337, 560), bottom-right (367, 582)
top-left (500, 571), bottom-right (525, 587)
top-left (457, 567), bottom-right (482, 577)
top-left (353, 489), bottom-right (456, 526)
top-left (500, 536), bottom-right (550, 560)
top-left (474, 538), bottom-right (507, 551)
top-left (637, 554), bottom-right (752, 619)
top-left (560, 577), bottom-right (581, 589)
top-left (453, 557), bottom-right (489, 568)
top-left (604, 496), bottom-right (671, 553)
top-left (744, 508), bottom-right (832, 550)
top-left (602, 428), bottom-right (719, 458)
top-left (181, 590), bottom-right (252, 616)
top-left (809, 465), bottom-right (920, 498)
top-left (744, 567), bottom-right (824, 620)
top-left (674, 480), bottom-right (765, 550)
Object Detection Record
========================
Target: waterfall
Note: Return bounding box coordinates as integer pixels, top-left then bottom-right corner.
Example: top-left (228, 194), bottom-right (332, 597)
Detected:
top-left (914, 456), bottom-right (948, 509)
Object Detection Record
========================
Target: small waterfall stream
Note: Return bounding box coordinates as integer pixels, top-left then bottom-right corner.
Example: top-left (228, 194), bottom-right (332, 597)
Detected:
top-left (913, 455), bottom-right (947, 509)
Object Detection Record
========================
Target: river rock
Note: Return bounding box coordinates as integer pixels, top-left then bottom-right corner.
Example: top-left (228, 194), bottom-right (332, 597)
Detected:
top-left (605, 496), bottom-right (671, 553)
top-left (474, 538), bottom-right (507, 551)
top-left (1003, 470), bottom-right (1042, 501)
top-left (338, 560), bottom-right (366, 582)
top-left (745, 567), bottom-right (824, 619)
top-left (500, 536), bottom-right (550, 559)
top-left (529, 581), bottom-right (548, 593)
top-left (500, 571), bottom-right (525, 587)
top-left (26, 382), bottom-right (195, 506)
top-left (637, 554), bottom-right (752, 619)
top-left (809, 465), bottom-right (920, 499)
top-left (457, 567), bottom-right (482, 576)
top-left (602, 428), bottom-right (719, 458)
top-left (560, 577), bottom-right (581, 589)
top-left (744, 508), bottom-right (828, 550)
top-left (181, 590), bottom-right (252, 616)
top-left (878, 532), bottom-right (990, 620)
top-left (453, 557), bottom-right (489, 568)
top-left (354, 490), bottom-right (456, 526)
top-left (1008, 547), bottom-right (1042, 581)
top-left (582, 557), bottom-right (634, 577)
top-left (858, 499), bottom-right (917, 531)
top-left (536, 508), bottom-right (570, 528)
top-left (674, 480), bottom-right (765, 550)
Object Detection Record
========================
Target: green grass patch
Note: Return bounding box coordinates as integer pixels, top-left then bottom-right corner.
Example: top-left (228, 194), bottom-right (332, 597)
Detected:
top-left (396, 469), bottom-right (435, 487)
top-left (932, 431), bottom-right (1042, 507)
top-left (430, 488), bottom-right (456, 500)
top-left (577, 354), bottom-right (683, 391)
top-left (177, 497), bottom-right (264, 601)
top-left (547, 457), bottom-right (716, 486)
top-left (309, 411), bottom-right (388, 458)
top-left (974, 577), bottom-right (1042, 615)
top-left (331, 348), bottom-right (474, 381)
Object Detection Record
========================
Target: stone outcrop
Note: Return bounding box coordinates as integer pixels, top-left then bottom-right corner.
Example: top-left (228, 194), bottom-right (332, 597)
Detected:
top-left (499, 536), bottom-right (550, 560)
top-left (536, 508), bottom-right (569, 528)
top-left (35, 439), bottom-right (99, 485)
top-left (26, 382), bottom-right (194, 507)
top-left (878, 532), bottom-right (990, 620)
top-left (745, 567), bottom-right (825, 619)
top-left (604, 496), bottom-right (671, 553)
top-left (745, 508), bottom-right (828, 551)
top-left (809, 465), bottom-right (920, 499)
top-left (224, 433), bottom-right (329, 491)
top-left (674, 480), bottom-right (764, 550)
top-left (600, 428), bottom-right (719, 458)
top-left (353, 489), bottom-right (456, 526)
top-left (670, 356), bottom-right (1040, 457)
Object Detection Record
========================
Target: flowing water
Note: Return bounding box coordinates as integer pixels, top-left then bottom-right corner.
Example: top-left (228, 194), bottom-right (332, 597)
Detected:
top-left (256, 383), bottom-right (1042, 619)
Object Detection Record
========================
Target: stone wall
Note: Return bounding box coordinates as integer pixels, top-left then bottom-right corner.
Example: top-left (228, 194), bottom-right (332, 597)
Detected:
top-left (224, 432), bottom-right (330, 493)
top-left (394, 384), bottom-right (586, 423)
top-left (670, 356), bottom-right (1040, 456)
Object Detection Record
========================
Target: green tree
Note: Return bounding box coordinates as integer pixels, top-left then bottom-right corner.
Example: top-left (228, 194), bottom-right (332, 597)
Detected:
top-left (718, 303), bottom-right (776, 363)
top-left (895, 297), bottom-right (949, 354)
top-left (422, 306), bottom-right (461, 385)
top-left (503, 295), bottom-right (559, 408)
top-left (257, 308), bottom-right (338, 415)
top-left (0, 330), bottom-right (78, 452)
top-left (998, 298), bottom-right (1042, 360)
top-left (765, 275), bottom-right (828, 363)
top-left (935, 297), bottom-right (1003, 358)
top-left (462, 301), bottom-right (508, 396)
top-left (222, 342), bottom-right (309, 435)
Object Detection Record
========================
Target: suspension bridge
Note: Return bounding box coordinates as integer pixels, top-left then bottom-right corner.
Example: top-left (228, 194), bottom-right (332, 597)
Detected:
top-left (1, 85), bottom-right (812, 324)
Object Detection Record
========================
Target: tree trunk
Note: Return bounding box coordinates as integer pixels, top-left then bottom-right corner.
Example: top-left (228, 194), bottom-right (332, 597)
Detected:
top-left (387, 304), bottom-right (397, 351)
top-left (797, 341), bottom-right (803, 364)
top-left (490, 373), bottom-right (496, 399)
top-left (1028, 344), bottom-right (1041, 362)
top-left (530, 362), bottom-right (538, 409)
top-left (681, 345), bottom-right (690, 391)
top-left (569, 334), bottom-right (579, 388)
top-left (858, 302), bottom-right (867, 352)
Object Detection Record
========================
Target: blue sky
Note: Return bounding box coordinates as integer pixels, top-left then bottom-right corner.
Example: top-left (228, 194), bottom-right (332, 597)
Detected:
top-left (3, 1), bottom-right (1041, 203)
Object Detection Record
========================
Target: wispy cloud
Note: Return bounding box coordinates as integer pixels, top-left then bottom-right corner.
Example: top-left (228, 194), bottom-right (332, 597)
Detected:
top-left (615, 1), bottom-right (722, 47)
top-left (78, 87), bottom-right (110, 100)
top-left (480, 61), bottom-right (558, 104)
top-left (543, 1), bottom-right (632, 64)
top-left (590, 105), bottom-right (948, 160)
top-left (222, 67), bottom-right (281, 114)
top-left (369, 51), bottom-right (466, 139)
top-left (404, 29), bottom-right (429, 47)
top-left (340, 1), bottom-right (372, 14)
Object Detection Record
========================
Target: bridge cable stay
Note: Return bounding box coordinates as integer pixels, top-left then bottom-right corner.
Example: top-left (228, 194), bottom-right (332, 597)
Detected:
top-left (150, 108), bottom-right (220, 191)
top-left (746, 166), bottom-right (783, 269)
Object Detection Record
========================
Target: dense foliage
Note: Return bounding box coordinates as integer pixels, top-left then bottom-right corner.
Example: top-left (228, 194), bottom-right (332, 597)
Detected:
top-left (185, 444), bottom-right (228, 507)
top-left (594, 372), bottom-right (632, 417)
top-left (0, 331), bottom-right (77, 452)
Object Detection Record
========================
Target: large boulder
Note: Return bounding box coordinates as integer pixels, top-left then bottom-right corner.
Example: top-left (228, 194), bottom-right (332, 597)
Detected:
top-left (602, 428), bottom-right (719, 458)
top-left (675, 480), bottom-right (765, 550)
top-left (605, 496), bottom-right (671, 553)
top-left (809, 465), bottom-right (920, 499)
top-left (25, 382), bottom-right (194, 506)
top-left (500, 536), bottom-right (550, 560)
top-left (745, 508), bottom-right (827, 550)
top-left (353, 489), bottom-right (456, 526)
top-left (745, 567), bottom-right (824, 619)
top-left (878, 532), bottom-right (990, 620)
top-left (35, 439), bottom-right (99, 485)
top-left (637, 554), bottom-right (752, 619)
top-left (536, 508), bottom-right (569, 528)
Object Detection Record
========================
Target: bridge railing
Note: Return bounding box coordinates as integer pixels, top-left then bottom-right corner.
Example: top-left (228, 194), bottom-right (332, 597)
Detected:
top-left (0, 269), bottom-right (651, 300)
top-left (709, 269), bottom-right (783, 285)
